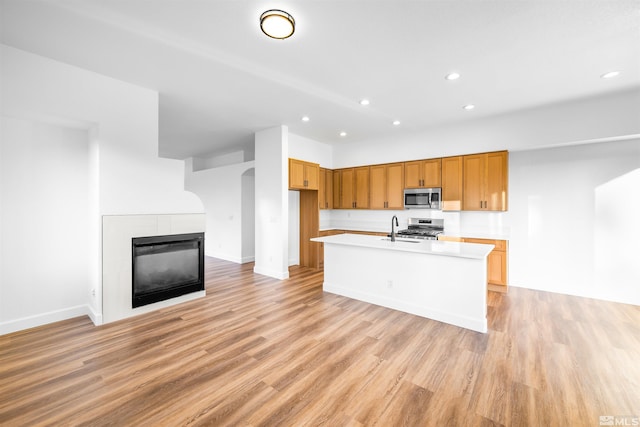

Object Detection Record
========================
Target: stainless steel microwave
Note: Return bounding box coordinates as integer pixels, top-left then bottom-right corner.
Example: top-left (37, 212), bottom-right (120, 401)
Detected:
top-left (404, 188), bottom-right (441, 209)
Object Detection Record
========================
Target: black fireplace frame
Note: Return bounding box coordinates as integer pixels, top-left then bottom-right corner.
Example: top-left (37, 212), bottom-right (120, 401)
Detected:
top-left (131, 232), bottom-right (205, 308)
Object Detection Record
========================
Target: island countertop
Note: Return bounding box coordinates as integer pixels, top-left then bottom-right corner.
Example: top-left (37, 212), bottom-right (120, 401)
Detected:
top-left (311, 233), bottom-right (494, 260)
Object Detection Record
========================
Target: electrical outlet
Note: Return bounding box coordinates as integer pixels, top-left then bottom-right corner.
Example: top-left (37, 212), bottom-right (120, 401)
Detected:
top-left (91, 289), bottom-right (96, 297)
top-left (387, 280), bottom-right (393, 288)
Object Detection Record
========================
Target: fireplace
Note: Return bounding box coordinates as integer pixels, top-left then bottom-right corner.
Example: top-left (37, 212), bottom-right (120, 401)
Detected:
top-left (131, 232), bottom-right (205, 308)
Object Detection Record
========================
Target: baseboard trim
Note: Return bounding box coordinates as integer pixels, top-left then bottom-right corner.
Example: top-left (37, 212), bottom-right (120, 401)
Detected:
top-left (87, 304), bottom-right (103, 326)
top-left (0, 305), bottom-right (90, 336)
top-left (206, 252), bottom-right (255, 265)
top-left (253, 265), bottom-right (289, 280)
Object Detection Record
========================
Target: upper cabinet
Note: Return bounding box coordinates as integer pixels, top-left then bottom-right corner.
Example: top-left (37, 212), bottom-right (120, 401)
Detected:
top-left (441, 156), bottom-right (463, 211)
top-left (319, 168), bottom-right (333, 210)
top-left (289, 158), bottom-right (319, 190)
top-left (462, 151), bottom-right (508, 211)
top-left (334, 167), bottom-right (370, 209)
top-left (404, 159), bottom-right (441, 188)
top-left (370, 163), bottom-right (405, 209)
top-left (300, 150), bottom-right (508, 212)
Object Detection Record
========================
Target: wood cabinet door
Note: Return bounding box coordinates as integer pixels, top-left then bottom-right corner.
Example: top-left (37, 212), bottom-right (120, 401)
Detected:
top-left (369, 165), bottom-right (387, 209)
top-left (289, 159), bottom-right (305, 189)
top-left (304, 163), bottom-right (319, 190)
top-left (487, 250), bottom-right (507, 286)
top-left (464, 237), bottom-right (508, 286)
top-left (463, 154), bottom-right (485, 210)
top-left (422, 159), bottom-right (442, 187)
top-left (354, 167), bottom-right (370, 209)
top-left (386, 163), bottom-right (405, 209)
top-left (325, 169), bottom-right (333, 209)
top-left (333, 170), bottom-right (342, 208)
top-left (485, 151), bottom-right (508, 211)
top-left (404, 161), bottom-right (423, 188)
top-left (318, 168), bottom-right (326, 209)
top-left (442, 156), bottom-right (463, 211)
top-left (341, 169), bottom-right (355, 209)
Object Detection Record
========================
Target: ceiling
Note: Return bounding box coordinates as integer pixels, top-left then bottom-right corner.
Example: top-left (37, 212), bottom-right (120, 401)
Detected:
top-left (1, 0), bottom-right (639, 160)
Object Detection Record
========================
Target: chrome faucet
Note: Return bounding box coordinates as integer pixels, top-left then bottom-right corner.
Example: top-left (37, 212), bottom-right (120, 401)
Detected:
top-left (391, 215), bottom-right (399, 242)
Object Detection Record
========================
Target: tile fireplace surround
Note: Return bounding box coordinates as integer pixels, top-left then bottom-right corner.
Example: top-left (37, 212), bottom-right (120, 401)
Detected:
top-left (101, 214), bottom-right (206, 324)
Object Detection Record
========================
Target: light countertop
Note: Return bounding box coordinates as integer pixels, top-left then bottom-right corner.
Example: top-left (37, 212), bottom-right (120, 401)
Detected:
top-left (318, 227), bottom-right (510, 240)
top-left (311, 233), bottom-right (494, 260)
top-left (439, 229), bottom-right (510, 240)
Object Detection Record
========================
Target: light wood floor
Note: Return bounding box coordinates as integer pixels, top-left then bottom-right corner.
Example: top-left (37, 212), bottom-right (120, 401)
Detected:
top-left (1, 257), bottom-right (639, 426)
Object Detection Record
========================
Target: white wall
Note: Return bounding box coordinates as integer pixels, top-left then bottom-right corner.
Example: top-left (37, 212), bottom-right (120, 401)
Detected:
top-left (0, 45), bottom-right (204, 333)
top-left (241, 168), bottom-right (256, 262)
top-left (0, 117), bottom-right (91, 329)
top-left (184, 159), bottom-right (255, 263)
top-left (506, 139), bottom-right (640, 305)
top-left (254, 126), bottom-right (289, 279)
top-left (289, 132), bottom-right (334, 168)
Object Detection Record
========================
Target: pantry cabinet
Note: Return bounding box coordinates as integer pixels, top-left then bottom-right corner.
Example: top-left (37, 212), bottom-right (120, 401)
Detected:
top-left (289, 158), bottom-right (319, 190)
top-left (370, 163), bottom-right (404, 209)
top-left (462, 151), bottom-right (508, 211)
top-left (404, 158), bottom-right (441, 188)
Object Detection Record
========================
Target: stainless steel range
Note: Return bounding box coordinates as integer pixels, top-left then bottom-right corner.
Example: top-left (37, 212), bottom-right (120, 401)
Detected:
top-left (396, 218), bottom-right (444, 240)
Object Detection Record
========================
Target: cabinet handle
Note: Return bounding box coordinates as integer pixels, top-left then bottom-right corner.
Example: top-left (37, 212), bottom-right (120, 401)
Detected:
top-left (480, 201), bottom-right (483, 209)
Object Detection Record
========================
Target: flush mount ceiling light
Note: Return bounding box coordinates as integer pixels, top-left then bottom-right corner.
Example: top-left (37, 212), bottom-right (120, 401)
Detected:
top-left (301, 116), bottom-right (310, 122)
top-left (392, 120), bottom-right (401, 126)
top-left (339, 131), bottom-right (347, 137)
top-left (600, 71), bottom-right (620, 79)
top-left (463, 104), bottom-right (475, 110)
top-left (359, 99), bottom-right (370, 106)
top-left (445, 72), bottom-right (461, 80)
top-left (260, 9), bottom-right (295, 39)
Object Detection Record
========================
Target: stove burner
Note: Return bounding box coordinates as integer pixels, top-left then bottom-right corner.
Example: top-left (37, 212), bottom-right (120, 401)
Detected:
top-left (395, 217), bottom-right (444, 240)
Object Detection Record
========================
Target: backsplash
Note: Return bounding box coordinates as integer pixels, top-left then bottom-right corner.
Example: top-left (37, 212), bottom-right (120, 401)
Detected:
top-left (320, 209), bottom-right (510, 238)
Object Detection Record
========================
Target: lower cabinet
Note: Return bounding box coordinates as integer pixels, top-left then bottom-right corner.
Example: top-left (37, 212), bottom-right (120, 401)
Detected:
top-left (439, 236), bottom-right (508, 288)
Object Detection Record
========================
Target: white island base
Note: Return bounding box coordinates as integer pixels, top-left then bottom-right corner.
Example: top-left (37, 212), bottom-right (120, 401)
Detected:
top-left (312, 234), bottom-right (494, 333)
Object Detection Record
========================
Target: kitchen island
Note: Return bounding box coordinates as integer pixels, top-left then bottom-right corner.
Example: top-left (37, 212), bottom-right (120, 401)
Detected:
top-left (311, 233), bottom-right (494, 333)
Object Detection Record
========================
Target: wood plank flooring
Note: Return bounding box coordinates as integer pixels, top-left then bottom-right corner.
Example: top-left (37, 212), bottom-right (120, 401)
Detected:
top-left (1, 257), bottom-right (639, 426)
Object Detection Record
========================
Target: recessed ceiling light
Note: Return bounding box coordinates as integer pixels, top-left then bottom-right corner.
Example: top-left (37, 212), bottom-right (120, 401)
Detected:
top-left (392, 120), bottom-right (401, 126)
top-left (339, 131), bottom-right (347, 137)
top-left (445, 72), bottom-right (461, 80)
top-left (463, 104), bottom-right (475, 110)
top-left (359, 99), bottom-right (370, 106)
top-left (301, 116), bottom-right (310, 122)
top-left (600, 71), bottom-right (620, 79)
